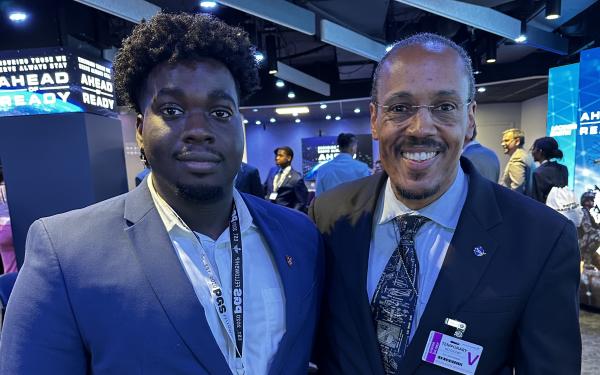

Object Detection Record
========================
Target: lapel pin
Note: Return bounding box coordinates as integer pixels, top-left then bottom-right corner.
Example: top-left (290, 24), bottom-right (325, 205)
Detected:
top-left (473, 246), bottom-right (486, 257)
top-left (286, 255), bottom-right (294, 267)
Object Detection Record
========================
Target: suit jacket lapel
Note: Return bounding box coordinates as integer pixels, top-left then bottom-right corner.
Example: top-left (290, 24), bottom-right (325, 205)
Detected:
top-left (242, 195), bottom-right (314, 375)
top-left (400, 159), bottom-right (502, 373)
top-left (337, 173), bottom-right (388, 374)
top-left (123, 182), bottom-right (231, 375)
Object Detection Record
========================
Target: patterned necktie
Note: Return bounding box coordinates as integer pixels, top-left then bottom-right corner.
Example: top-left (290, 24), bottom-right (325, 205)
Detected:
top-left (371, 214), bottom-right (430, 374)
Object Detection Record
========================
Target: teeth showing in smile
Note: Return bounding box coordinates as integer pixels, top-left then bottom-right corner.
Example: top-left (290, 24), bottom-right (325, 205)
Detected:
top-left (402, 151), bottom-right (437, 162)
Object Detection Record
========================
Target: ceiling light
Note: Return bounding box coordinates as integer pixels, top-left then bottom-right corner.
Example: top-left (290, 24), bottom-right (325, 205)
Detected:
top-left (353, 108), bottom-right (361, 114)
top-left (320, 103), bottom-right (327, 109)
top-left (266, 35), bottom-right (278, 75)
top-left (515, 20), bottom-right (527, 43)
top-left (287, 91), bottom-right (295, 99)
top-left (255, 120), bottom-right (261, 125)
top-left (477, 87), bottom-right (487, 93)
top-left (254, 51), bottom-right (264, 63)
top-left (485, 40), bottom-right (497, 64)
top-left (8, 11), bottom-right (27, 22)
top-left (545, 0), bottom-right (561, 20)
top-left (243, 119), bottom-right (248, 124)
top-left (270, 118), bottom-right (276, 123)
top-left (473, 69), bottom-right (482, 75)
top-left (275, 79), bottom-right (285, 88)
top-left (252, 108), bottom-right (258, 112)
top-left (325, 115), bottom-right (332, 120)
top-left (292, 112), bottom-right (298, 117)
top-left (335, 116), bottom-right (341, 121)
top-left (515, 35), bottom-right (527, 43)
top-left (200, 1), bottom-right (217, 8)
top-left (275, 106), bottom-right (309, 115)
top-left (295, 118), bottom-right (301, 123)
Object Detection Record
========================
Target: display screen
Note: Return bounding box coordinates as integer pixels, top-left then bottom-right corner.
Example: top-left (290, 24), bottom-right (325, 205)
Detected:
top-left (301, 134), bottom-right (373, 180)
top-left (0, 47), bottom-right (116, 118)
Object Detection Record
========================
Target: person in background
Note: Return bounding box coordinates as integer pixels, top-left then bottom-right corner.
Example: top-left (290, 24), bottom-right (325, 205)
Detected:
top-left (529, 136), bottom-right (568, 203)
top-left (310, 32), bottom-right (580, 374)
top-left (315, 133), bottom-right (370, 196)
top-left (0, 166), bottom-right (16, 274)
top-left (461, 124), bottom-right (500, 182)
top-left (373, 159), bottom-right (384, 174)
top-left (579, 190), bottom-right (600, 270)
top-left (0, 13), bottom-right (323, 374)
top-left (264, 146), bottom-right (309, 212)
top-left (234, 162), bottom-right (263, 198)
top-left (500, 128), bottom-right (536, 195)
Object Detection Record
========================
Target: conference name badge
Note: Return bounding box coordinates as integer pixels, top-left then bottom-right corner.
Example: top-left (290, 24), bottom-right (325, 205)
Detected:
top-left (269, 192), bottom-right (278, 200)
top-left (422, 331), bottom-right (483, 375)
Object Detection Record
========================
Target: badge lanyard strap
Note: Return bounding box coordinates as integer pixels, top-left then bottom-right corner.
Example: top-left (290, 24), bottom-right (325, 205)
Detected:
top-left (170, 202), bottom-right (244, 370)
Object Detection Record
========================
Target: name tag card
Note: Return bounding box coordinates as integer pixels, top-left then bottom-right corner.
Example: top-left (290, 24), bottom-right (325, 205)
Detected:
top-left (422, 331), bottom-right (483, 375)
top-left (269, 192), bottom-right (278, 201)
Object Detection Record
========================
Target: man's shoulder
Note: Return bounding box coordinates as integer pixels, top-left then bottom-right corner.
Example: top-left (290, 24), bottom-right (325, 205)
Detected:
top-left (490, 180), bottom-right (569, 228)
top-left (243, 193), bottom-right (313, 227)
top-left (312, 174), bottom-right (380, 219)
top-left (40, 192), bottom-right (128, 228)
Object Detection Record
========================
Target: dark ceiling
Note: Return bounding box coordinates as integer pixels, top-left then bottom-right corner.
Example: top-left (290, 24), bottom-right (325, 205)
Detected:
top-left (1, 0), bottom-right (598, 106)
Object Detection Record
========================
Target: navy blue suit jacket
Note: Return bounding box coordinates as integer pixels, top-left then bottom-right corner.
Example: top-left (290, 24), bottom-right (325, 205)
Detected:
top-left (235, 162), bottom-right (264, 198)
top-left (310, 158), bottom-right (580, 374)
top-left (264, 167), bottom-right (309, 213)
top-left (0, 181), bottom-right (323, 374)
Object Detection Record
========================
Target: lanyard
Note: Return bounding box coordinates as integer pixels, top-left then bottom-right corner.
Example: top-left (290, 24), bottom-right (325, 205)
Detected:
top-left (185, 203), bottom-right (245, 369)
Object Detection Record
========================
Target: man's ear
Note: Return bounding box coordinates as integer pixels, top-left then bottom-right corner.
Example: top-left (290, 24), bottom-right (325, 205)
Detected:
top-left (466, 101), bottom-right (477, 141)
top-left (370, 102), bottom-right (379, 140)
top-left (135, 113), bottom-right (144, 149)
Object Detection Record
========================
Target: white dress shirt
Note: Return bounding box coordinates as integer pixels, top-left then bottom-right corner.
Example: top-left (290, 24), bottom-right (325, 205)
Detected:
top-left (367, 165), bottom-right (468, 341)
top-left (273, 165), bottom-right (291, 192)
top-left (148, 175), bottom-right (286, 374)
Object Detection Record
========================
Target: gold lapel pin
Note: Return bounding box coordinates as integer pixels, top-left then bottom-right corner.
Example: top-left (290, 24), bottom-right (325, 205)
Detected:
top-left (286, 255), bottom-right (293, 267)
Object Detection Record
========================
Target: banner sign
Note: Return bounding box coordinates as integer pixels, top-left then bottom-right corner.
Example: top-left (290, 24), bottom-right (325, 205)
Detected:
top-left (547, 63), bottom-right (579, 189)
top-left (575, 47), bottom-right (600, 201)
top-left (0, 47), bottom-right (115, 118)
top-left (301, 134), bottom-right (373, 180)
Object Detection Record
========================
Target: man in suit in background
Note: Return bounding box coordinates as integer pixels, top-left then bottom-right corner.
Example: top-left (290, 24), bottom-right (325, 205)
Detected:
top-left (315, 132), bottom-right (371, 196)
top-left (0, 13), bottom-right (323, 375)
top-left (235, 162), bottom-right (263, 198)
top-left (310, 32), bottom-right (580, 374)
top-left (500, 128), bottom-right (536, 195)
top-left (264, 146), bottom-right (309, 212)
top-left (461, 124), bottom-right (500, 182)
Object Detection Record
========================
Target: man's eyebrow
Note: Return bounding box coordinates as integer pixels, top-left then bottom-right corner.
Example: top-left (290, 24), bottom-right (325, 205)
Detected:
top-left (206, 90), bottom-right (237, 105)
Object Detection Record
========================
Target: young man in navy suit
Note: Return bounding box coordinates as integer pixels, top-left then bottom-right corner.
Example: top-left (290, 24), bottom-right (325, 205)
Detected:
top-left (0, 13), bottom-right (323, 375)
top-left (310, 33), bottom-right (580, 374)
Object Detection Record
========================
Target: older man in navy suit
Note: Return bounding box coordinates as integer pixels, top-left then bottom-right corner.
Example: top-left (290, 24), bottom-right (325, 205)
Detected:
top-left (310, 33), bottom-right (580, 374)
top-left (0, 13), bottom-right (323, 375)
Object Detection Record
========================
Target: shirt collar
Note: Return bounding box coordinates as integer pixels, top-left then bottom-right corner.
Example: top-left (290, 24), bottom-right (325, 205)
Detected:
top-left (378, 164), bottom-right (468, 230)
top-left (280, 165), bottom-right (292, 174)
top-left (335, 153), bottom-right (353, 160)
top-left (147, 172), bottom-right (255, 237)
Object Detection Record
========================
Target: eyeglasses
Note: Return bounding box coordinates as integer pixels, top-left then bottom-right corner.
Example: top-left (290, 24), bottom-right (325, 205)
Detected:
top-left (374, 99), bottom-right (472, 124)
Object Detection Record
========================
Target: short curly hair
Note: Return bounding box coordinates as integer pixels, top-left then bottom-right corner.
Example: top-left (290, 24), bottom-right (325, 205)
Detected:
top-left (113, 12), bottom-right (260, 113)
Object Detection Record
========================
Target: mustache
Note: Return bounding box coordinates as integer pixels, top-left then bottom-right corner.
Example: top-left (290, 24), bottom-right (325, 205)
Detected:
top-left (393, 137), bottom-right (448, 154)
top-left (174, 147), bottom-right (224, 160)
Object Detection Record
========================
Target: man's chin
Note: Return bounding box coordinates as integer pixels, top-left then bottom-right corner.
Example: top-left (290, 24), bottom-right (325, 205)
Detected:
top-left (392, 182), bottom-right (440, 202)
top-left (176, 183), bottom-right (225, 203)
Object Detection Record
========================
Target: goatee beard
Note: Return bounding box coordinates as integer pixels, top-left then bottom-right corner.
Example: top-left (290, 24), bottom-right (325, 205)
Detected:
top-left (176, 184), bottom-right (225, 203)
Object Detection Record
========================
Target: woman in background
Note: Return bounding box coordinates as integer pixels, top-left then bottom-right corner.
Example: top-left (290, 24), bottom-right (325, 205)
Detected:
top-left (530, 136), bottom-right (568, 203)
